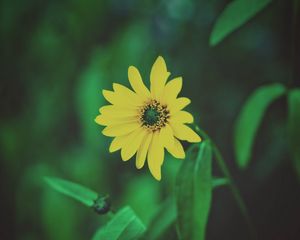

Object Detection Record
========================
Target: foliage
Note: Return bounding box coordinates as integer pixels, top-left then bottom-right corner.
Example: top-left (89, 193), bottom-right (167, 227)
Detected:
top-left (44, 177), bottom-right (98, 207)
top-left (1, 0), bottom-right (300, 239)
top-left (210, 0), bottom-right (272, 46)
top-left (92, 207), bottom-right (146, 240)
top-left (176, 141), bottom-right (213, 240)
top-left (45, 139), bottom-right (233, 240)
top-left (233, 84), bottom-right (286, 168)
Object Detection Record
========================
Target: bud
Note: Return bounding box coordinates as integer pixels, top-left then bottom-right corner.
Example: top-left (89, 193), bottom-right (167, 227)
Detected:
top-left (92, 195), bottom-right (110, 214)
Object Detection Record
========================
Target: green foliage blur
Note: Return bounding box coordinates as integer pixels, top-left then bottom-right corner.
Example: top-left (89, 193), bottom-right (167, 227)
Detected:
top-left (1, 0), bottom-right (300, 239)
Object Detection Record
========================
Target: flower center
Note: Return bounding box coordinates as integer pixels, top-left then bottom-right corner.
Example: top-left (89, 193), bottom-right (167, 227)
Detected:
top-left (143, 107), bottom-right (160, 126)
top-left (140, 100), bottom-right (170, 131)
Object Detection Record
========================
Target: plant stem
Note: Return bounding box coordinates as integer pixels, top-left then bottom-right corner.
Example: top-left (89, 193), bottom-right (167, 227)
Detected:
top-left (213, 145), bottom-right (255, 236)
top-left (195, 126), bottom-right (256, 238)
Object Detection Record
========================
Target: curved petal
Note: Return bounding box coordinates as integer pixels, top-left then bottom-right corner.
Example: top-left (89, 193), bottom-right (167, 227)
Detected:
top-left (168, 97), bottom-right (191, 114)
top-left (165, 138), bottom-right (185, 159)
top-left (135, 131), bottom-right (152, 169)
top-left (121, 129), bottom-right (147, 161)
top-left (113, 83), bottom-right (144, 106)
top-left (150, 56), bottom-right (170, 99)
top-left (102, 90), bottom-right (115, 104)
top-left (171, 111), bottom-right (194, 124)
top-left (159, 124), bottom-right (174, 150)
top-left (169, 122), bottom-right (201, 143)
top-left (147, 132), bottom-right (164, 181)
top-left (95, 114), bottom-right (137, 126)
top-left (99, 105), bottom-right (139, 118)
top-left (161, 77), bottom-right (182, 105)
top-left (102, 89), bottom-right (141, 108)
top-left (95, 114), bottom-right (108, 126)
top-left (102, 122), bottom-right (140, 137)
top-left (109, 134), bottom-right (130, 152)
top-left (128, 66), bottom-right (151, 100)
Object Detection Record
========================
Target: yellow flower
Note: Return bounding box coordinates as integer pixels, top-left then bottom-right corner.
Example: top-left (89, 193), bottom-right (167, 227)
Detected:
top-left (95, 56), bottom-right (201, 180)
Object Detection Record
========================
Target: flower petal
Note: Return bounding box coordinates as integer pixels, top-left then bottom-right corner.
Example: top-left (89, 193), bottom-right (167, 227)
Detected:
top-left (159, 124), bottom-right (174, 150)
top-left (99, 105), bottom-right (139, 118)
top-left (128, 66), bottom-right (151, 100)
top-left (147, 132), bottom-right (164, 181)
top-left (102, 89), bottom-right (140, 108)
top-left (113, 83), bottom-right (144, 106)
top-left (95, 114), bottom-right (137, 126)
top-left (166, 138), bottom-right (185, 159)
top-left (150, 56), bottom-right (170, 99)
top-left (95, 114), bottom-right (108, 126)
top-left (109, 134), bottom-right (130, 152)
top-left (136, 131), bottom-right (152, 169)
top-left (102, 122), bottom-right (140, 137)
top-left (121, 129), bottom-right (147, 161)
top-left (102, 90), bottom-right (115, 104)
top-left (161, 77), bottom-right (182, 104)
top-left (171, 111), bottom-right (194, 123)
top-left (168, 97), bottom-right (191, 114)
top-left (169, 122), bottom-right (201, 143)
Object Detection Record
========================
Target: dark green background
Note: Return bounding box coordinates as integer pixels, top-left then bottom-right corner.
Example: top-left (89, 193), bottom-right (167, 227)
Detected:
top-left (1, 0), bottom-right (299, 239)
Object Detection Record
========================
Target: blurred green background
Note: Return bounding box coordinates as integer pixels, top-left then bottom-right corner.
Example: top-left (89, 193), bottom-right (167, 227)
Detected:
top-left (1, 0), bottom-right (299, 239)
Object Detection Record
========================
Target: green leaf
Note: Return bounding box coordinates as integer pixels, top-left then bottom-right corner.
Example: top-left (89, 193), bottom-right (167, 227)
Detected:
top-left (212, 177), bottom-right (229, 188)
top-left (44, 177), bottom-right (98, 207)
top-left (92, 206), bottom-right (146, 240)
top-left (234, 83), bottom-right (286, 169)
top-left (176, 140), bottom-right (213, 240)
top-left (143, 177), bottom-right (227, 240)
top-left (288, 89), bottom-right (300, 179)
top-left (210, 0), bottom-right (272, 46)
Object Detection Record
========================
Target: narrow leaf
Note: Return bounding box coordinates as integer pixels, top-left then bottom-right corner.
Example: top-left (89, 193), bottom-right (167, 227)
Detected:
top-left (288, 89), bottom-right (300, 179)
top-left (92, 206), bottom-right (146, 240)
top-left (234, 83), bottom-right (286, 169)
top-left (210, 0), bottom-right (272, 46)
top-left (212, 177), bottom-right (229, 188)
top-left (143, 177), bottom-right (227, 240)
top-left (176, 140), bottom-right (213, 240)
top-left (44, 177), bottom-right (98, 207)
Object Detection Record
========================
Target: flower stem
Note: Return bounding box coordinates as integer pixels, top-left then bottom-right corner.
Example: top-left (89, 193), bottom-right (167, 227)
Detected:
top-left (195, 126), bottom-right (256, 238)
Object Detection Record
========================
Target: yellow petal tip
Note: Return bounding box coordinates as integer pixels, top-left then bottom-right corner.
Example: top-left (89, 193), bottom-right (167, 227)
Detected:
top-left (153, 175), bottom-right (161, 181)
top-left (150, 168), bottom-right (162, 181)
top-left (193, 135), bottom-right (202, 143)
top-left (108, 147), bottom-right (115, 153)
top-left (135, 164), bottom-right (143, 170)
top-left (128, 65), bottom-right (135, 71)
top-left (95, 115), bottom-right (104, 125)
top-left (102, 128), bottom-right (111, 137)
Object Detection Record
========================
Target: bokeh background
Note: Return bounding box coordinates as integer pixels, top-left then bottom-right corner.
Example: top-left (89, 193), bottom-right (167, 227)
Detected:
top-left (1, 0), bottom-right (299, 239)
